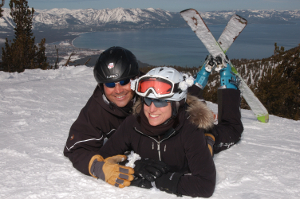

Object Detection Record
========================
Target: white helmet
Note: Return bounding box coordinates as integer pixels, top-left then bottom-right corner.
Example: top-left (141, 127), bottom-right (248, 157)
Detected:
top-left (135, 67), bottom-right (193, 101)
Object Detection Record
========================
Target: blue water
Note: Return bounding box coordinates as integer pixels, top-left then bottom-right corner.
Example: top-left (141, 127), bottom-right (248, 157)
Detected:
top-left (73, 24), bottom-right (300, 67)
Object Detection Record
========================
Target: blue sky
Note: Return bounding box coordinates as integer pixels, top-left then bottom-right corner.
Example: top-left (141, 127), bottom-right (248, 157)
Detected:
top-left (3, 0), bottom-right (300, 12)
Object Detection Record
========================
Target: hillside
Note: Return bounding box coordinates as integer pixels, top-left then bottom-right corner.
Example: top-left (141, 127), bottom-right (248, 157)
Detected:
top-left (137, 44), bottom-right (300, 120)
top-left (203, 44), bottom-right (300, 120)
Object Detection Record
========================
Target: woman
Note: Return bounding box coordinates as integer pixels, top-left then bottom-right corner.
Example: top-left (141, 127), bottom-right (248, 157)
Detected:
top-left (88, 67), bottom-right (217, 197)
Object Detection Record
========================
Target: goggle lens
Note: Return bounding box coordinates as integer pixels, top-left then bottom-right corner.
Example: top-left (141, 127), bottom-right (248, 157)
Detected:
top-left (144, 97), bottom-right (169, 108)
top-left (104, 79), bottom-right (130, 88)
top-left (137, 77), bottom-right (172, 95)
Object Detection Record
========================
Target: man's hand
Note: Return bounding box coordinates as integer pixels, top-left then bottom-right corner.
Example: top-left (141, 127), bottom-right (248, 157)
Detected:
top-left (89, 155), bottom-right (134, 188)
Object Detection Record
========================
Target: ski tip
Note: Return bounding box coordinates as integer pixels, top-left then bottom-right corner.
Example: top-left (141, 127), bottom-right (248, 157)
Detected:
top-left (180, 8), bottom-right (200, 15)
top-left (257, 114), bottom-right (269, 123)
top-left (180, 8), bottom-right (194, 13)
top-left (233, 14), bottom-right (248, 24)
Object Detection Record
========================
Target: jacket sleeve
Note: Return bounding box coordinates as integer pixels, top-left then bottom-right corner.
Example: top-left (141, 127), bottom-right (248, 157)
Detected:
top-left (177, 125), bottom-right (216, 197)
top-left (98, 116), bottom-right (133, 159)
top-left (213, 89), bottom-right (244, 153)
top-left (63, 87), bottom-right (105, 176)
top-left (188, 84), bottom-right (205, 101)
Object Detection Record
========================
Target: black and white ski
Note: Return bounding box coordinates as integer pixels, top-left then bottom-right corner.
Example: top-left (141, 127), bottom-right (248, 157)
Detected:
top-left (200, 13), bottom-right (248, 72)
top-left (218, 14), bottom-right (247, 53)
top-left (180, 8), bottom-right (269, 123)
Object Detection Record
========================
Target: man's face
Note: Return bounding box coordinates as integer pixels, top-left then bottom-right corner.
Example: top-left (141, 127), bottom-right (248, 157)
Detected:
top-left (103, 81), bottom-right (134, 107)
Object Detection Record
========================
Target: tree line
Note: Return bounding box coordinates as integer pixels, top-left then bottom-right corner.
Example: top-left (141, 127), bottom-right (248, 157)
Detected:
top-left (0, 0), bottom-right (48, 72)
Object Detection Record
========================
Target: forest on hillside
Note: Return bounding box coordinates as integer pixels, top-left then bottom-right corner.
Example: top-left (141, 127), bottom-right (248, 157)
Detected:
top-left (140, 44), bottom-right (300, 120)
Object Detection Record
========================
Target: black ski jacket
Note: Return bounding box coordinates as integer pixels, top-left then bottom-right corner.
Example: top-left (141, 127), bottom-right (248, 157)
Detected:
top-left (64, 86), bottom-right (243, 177)
top-left (99, 93), bottom-right (216, 197)
top-left (63, 85), bottom-right (134, 175)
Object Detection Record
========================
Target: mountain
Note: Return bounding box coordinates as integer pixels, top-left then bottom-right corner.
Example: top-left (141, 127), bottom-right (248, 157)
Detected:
top-left (0, 8), bottom-right (299, 32)
top-left (0, 7), bottom-right (183, 31)
top-left (201, 9), bottom-right (300, 24)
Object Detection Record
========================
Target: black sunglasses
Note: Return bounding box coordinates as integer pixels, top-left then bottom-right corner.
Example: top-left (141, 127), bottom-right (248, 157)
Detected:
top-left (144, 97), bottom-right (169, 108)
top-left (104, 79), bottom-right (130, 88)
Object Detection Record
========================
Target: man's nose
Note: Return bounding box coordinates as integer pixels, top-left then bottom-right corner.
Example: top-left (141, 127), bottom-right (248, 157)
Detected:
top-left (114, 83), bottom-right (124, 93)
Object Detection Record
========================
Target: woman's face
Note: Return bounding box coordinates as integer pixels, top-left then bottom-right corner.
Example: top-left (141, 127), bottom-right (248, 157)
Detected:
top-left (143, 101), bottom-right (172, 126)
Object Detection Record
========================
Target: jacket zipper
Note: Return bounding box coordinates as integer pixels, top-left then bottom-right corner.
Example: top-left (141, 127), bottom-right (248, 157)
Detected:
top-left (157, 142), bottom-right (161, 161)
top-left (134, 127), bottom-right (176, 161)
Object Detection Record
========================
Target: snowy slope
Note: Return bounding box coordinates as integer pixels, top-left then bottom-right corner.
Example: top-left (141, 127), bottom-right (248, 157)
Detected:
top-left (0, 66), bottom-right (299, 199)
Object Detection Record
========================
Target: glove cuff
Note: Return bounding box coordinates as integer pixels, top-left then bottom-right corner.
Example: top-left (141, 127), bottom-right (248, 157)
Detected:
top-left (88, 154), bottom-right (104, 178)
top-left (155, 172), bottom-right (183, 196)
top-left (205, 133), bottom-right (215, 156)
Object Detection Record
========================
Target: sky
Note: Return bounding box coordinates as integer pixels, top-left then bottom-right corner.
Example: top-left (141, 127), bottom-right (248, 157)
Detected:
top-left (3, 0), bottom-right (300, 12)
top-left (0, 65), bottom-right (300, 198)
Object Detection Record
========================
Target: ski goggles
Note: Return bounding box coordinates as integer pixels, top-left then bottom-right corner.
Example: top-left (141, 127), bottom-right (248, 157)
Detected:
top-left (144, 97), bottom-right (169, 108)
top-left (135, 75), bottom-right (180, 98)
top-left (104, 78), bottom-right (131, 88)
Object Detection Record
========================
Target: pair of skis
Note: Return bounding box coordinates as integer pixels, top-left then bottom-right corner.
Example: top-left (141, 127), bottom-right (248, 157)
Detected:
top-left (180, 9), bottom-right (269, 123)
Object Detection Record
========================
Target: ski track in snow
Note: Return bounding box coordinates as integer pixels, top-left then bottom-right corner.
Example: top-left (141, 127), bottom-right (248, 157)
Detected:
top-left (0, 66), bottom-right (299, 199)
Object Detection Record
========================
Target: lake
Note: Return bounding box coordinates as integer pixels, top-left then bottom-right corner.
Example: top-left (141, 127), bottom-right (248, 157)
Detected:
top-left (73, 23), bottom-right (300, 67)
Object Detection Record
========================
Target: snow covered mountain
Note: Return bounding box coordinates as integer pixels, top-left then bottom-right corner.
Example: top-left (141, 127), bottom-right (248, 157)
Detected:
top-left (0, 7), bottom-right (182, 31)
top-left (0, 8), bottom-right (299, 31)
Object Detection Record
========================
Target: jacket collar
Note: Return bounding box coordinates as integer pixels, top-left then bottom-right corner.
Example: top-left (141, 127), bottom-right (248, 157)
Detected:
top-left (92, 85), bottom-right (132, 118)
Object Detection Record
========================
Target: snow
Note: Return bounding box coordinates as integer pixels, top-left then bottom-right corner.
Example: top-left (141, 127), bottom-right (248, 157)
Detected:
top-left (0, 65), bottom-right (300, 198)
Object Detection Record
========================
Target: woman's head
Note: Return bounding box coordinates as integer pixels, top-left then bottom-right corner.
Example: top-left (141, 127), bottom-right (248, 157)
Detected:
top-left (135, 67), bottom-right (189, 102)
top-left (135, 67), bottom-right (194, 126)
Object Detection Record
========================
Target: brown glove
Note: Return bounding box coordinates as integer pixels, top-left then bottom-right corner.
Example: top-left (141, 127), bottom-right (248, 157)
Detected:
top-left (89, 154), bottom-right (134, 188)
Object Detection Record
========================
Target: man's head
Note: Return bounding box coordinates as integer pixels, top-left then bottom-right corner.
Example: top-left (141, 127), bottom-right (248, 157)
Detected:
top-left (93, 46), bottom-right (139, 107)
top-left (102, 79), bottom-right (134, 107)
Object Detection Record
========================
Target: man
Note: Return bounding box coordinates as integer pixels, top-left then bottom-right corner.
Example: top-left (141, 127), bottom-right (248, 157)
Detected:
top-left (64, 46), bottom-right (140, 175)
top-left (63, 46), bottom-right (243, 178)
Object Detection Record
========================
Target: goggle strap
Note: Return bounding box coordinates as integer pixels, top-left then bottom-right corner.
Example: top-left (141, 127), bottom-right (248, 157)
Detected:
top-left (173, 83), bottom-right (181, 93)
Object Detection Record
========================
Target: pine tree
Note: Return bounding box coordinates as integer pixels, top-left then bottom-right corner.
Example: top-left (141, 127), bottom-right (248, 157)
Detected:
top-left (1, 0), bottom-right (48, 72)
top-left (256, 45), bottom-right (300, 120)
top-left (0, 1), bottom-right (4, 18)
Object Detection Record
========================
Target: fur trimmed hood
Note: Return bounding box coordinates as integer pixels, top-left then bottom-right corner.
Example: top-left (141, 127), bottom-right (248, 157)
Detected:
top-left (132, 94), bottom-right (214, 130)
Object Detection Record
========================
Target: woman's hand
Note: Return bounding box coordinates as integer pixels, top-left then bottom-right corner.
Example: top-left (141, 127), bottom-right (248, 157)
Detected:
top-left (134, 158), bottom-right (170, 181)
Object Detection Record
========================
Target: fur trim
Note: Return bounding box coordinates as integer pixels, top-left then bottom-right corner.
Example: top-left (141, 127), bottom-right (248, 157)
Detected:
top-left (132, 98), bottom-right (143, 116)
top-left (132, 95), bottom-right (214, 130)
top-left (186, 94), bottom-right (214, 130)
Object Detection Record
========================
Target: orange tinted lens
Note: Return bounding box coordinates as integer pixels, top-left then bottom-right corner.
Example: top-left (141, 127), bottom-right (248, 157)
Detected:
top-left (138, 80), bottom-right (155, 93)
top-left (153, 81), bottom-right (172, 94)
top-left (138, 78), bottom-right (172, 94)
